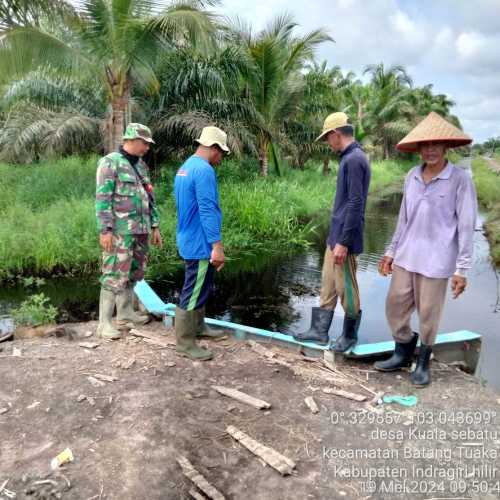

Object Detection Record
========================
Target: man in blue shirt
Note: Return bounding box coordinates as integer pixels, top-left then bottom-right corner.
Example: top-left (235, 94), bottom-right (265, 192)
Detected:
top-left (294, 113), bottom-right (371, 352)
top-left (174, 126), bottom-right (229, 360)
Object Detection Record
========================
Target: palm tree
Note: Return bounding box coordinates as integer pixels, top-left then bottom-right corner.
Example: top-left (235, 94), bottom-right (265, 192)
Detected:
top-left (0, 0), bottom-right (217, 152)
top-left (0, 66), bottom-right (106, 162)
top-left (144, 44), bottom-right (258, 161)
top-left (363, 63), bottom-right (414, 158)
top-left (232, 14), bottom-right (332, 176)
top-left (287, 61), bottom-right (351, 173)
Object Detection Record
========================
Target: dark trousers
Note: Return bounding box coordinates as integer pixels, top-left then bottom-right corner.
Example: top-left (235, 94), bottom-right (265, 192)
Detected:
top-left (179, 259), bottom-right (215, 311)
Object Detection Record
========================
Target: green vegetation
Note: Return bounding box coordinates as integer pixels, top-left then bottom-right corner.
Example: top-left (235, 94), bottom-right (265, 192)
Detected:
top-left (471, 137), bottom-right (500, 157)
top-left (11, 293), bottom-right (57, 326)
top-left (0, 1), bottom-right (461, 170)
top-left (0, 156), bottom-right (411, 280)
top-left (472, 158), bottom-right (500, 265)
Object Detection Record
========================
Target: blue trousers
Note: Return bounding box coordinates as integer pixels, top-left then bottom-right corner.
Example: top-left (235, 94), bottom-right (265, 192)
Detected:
top-left (179, 259), bottom-right (215, 311)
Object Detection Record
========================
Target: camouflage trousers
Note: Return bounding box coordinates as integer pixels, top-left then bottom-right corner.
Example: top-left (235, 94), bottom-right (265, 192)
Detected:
top-left (100, 234), bottom-right (149, 293)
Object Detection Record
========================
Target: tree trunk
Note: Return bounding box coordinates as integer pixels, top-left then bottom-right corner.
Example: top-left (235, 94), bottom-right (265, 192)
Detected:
top-left (259, 139), bottom-right (268, 177)
top-left (383, 137), bottom-right (390, 160)
top-left (105, 72), bottom-right (131, 153)
top-left (322, 158), bottom-right (329, 176)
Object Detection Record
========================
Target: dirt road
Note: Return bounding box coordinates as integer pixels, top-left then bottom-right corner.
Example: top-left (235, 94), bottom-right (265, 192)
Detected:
top-left (1, 322), bottom-right (499, 499)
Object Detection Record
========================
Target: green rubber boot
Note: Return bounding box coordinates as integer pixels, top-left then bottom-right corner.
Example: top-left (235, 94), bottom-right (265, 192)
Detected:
top-left (194, 307), bottom-right (226, 338)
top-left (175, 307), bottom-right (213, 361)
top-left (116, 288), bottom-right (150, 328)
top-left (96, 288), bottom-right (121, 340)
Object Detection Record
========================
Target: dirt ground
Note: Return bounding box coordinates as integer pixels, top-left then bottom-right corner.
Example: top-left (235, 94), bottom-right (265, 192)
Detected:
top-left (1, 321), bottom-right (500, 500)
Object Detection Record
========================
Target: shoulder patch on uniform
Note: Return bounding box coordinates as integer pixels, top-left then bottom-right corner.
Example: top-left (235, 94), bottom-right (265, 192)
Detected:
top-left (177, 169), bottom-right (188, 177)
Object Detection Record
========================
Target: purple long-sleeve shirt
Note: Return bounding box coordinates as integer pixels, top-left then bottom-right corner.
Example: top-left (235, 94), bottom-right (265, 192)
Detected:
top-left (385, 162), bottom-right (477, 279)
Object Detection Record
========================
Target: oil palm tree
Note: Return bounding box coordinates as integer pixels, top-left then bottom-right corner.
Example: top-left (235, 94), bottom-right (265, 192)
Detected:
top-left (232, 14), bottom-right (332, 176)
top-left (287, 61), bottom-right (351, 173)
top-left (0, 0), bottom-right (217, 152)
top-left (363, 63), bottom-right (414, 158)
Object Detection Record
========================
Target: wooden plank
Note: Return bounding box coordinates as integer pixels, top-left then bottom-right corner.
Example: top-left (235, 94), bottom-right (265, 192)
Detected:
top-left (304, 397), bottom-right (319, 414)
top-left (322, 387), bottom-right (367, 402)
top-left (177, 456), bottom-right (225, 500)
top-left (247, 340), bottom-right (276, 359)
top-left (248, 340), bottom-right (352, 386)
top-left (226, 425), bottom-right (295, 476)
top-left (130, 329), bottom-right (175, 347)
top-left (189, 488), bottom-right (207, 500)
top-left (212, 386), bottom-right (271, 410)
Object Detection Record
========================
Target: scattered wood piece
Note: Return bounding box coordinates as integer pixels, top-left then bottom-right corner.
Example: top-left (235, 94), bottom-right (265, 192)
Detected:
top-left (79, 342), bottom-right (100, 349)
top-left (212, 386), bottom-right (271, 410)
top-left (27, 401), bottom-right (41, 410)
top-left (87, 376), bottom-right (105, 387)
top-left (246, 340), bottom-right (360, 388)
top-left (304, 396), bottom-right (319, 414)
top-left (77, 394), bottom-right (86, 403)
top-left (323, 351), bottom-right (335, 371)
top-left (247, 340), bottom-right (276, 359)
top-left (0, 407), bottom-right (9, 415)
top-left (0, 478), bottom-right (9, 493)
top-left (165, 362), bottom-right (176, 368)
top-left (121, 358), bottom-right (136, 370)
top-left (93, 373), bottom-right (118, 382)
top-left (130, 329), bottom-right (175, 347)
top-left (12, 347), bottom-right (22, 357)
top-left (226, 425), bottom-right (295, 476)
top-left (189, 488), bottom-right (207, 500)
top-left (177, 456), bottom-right (225, 500)
top-left (322, 387), bottom-right (367, 402)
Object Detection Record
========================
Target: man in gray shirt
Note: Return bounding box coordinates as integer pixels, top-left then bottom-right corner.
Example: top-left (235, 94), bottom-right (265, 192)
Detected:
top-left (375, 112), bottom-right (477, 387)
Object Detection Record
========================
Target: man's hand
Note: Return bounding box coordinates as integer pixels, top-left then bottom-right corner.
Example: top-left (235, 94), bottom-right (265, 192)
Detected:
top-left (451, 275), bottom-right (467, 299)
top-left (151, 228), bottom-right (162, 247)
top-left (378, 256), bottom-right (394, 276)
top-left (332, 243), bottom-right (348, 265)
top-left (210, 242), bottom-right (225, 271)
top-left (100, 232), bottom-right (114, 252)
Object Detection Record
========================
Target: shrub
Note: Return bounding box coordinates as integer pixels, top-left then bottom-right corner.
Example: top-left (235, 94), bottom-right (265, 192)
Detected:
top-left (11, 293), bottom-right (58, 327)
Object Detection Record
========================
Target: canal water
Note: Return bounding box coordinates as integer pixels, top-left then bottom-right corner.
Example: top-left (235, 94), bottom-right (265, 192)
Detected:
top-left (1, 172), bottom-right (499, 388)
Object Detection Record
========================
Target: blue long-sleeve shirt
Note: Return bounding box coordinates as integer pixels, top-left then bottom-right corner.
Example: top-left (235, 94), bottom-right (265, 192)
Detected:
top-left (327, 142), bottom-right (371, 254)
top-left (174, 156), bottom-right (222, 259)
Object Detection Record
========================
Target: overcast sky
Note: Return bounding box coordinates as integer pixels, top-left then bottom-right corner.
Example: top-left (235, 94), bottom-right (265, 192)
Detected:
top-left (217, 0), bottom-right (500, 143)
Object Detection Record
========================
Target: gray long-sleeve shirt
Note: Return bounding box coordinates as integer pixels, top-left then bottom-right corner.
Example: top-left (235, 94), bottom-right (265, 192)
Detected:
top-left (385, 162), bottom-right (477, 279)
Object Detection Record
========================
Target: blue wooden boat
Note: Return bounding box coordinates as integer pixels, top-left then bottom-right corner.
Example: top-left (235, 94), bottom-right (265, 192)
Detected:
top-left (134, 280), bottom-right (482, 374)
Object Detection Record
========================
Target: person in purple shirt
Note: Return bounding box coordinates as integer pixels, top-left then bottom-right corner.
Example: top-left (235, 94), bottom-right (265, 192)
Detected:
top-left (375, 112), bottom-right (477, 387)
top-left (294, 112), bottom-right (371, 352)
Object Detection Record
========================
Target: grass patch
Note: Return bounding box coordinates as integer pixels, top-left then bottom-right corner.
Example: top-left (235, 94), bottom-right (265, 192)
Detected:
top-left (472, 158), bottom-right (500, 266)
top-left (0, 155), bottom-right (411, 279)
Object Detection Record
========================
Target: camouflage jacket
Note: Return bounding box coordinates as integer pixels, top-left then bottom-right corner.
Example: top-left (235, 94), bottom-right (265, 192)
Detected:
top-left (96, 152), bottom-right (160, 235)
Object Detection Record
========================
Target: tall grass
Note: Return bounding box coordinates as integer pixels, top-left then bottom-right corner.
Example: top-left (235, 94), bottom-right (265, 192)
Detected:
top-left (472, 158), bottom-right (500, 265)
top-left (0, 156), bottom-right (411, 279)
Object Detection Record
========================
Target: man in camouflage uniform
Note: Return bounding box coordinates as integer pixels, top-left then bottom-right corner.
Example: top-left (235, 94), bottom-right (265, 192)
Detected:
top-left (95, 123), bottom-right (162, 339)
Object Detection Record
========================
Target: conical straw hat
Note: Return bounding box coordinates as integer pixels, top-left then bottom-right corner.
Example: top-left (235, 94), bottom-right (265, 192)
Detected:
top-left (396, 112), bottom-right (472, 153)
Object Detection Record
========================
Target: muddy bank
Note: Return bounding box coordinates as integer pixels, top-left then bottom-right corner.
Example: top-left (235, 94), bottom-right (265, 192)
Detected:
top-left (1, 321), bottom-right (500, 500)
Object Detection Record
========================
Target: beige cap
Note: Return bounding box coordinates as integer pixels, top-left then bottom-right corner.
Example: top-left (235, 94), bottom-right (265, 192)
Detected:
top-left (316, 112), bottom-right (351, 141)
top-left (195, 126), bottom-right (230, 154)
top-left (396, 112), bottom-right (472, 153)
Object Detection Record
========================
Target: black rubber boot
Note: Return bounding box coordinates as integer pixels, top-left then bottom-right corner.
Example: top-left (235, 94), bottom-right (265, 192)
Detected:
top-left (293, 307), bottom-right (333, 345)
top-left (334, 310), bottom-right (362, 353)
top-left (374, 332), bottom-right (419, 371)
top-left (411, 344), bottom-right (432, 387)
